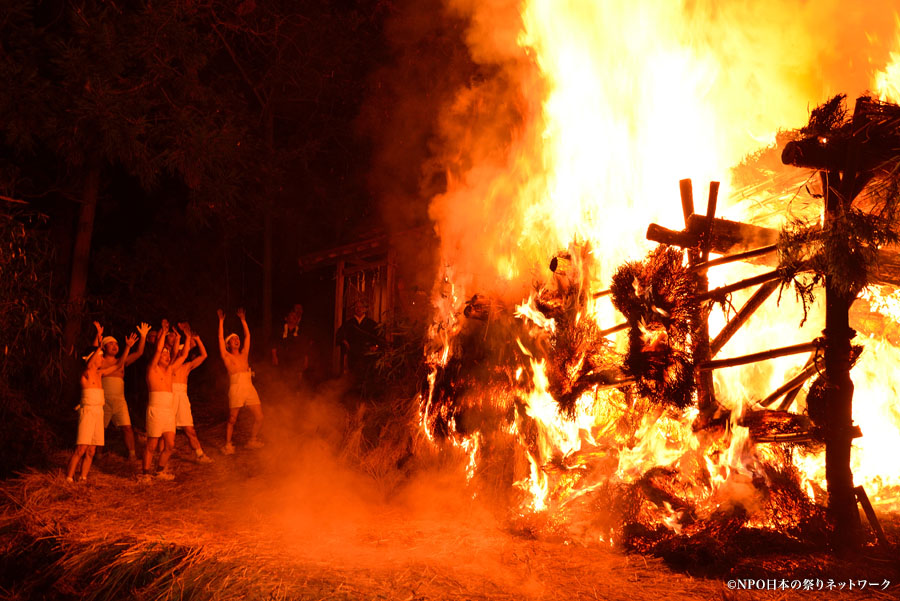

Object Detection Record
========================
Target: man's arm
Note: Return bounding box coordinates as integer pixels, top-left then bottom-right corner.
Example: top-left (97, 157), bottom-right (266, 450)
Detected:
top-left (125, 322), bottom-right (151, 366)
top-left (217, 309), bottom-right (227, 358)
top-left (92, 321), bottom-right (103, 348)
top-left (187, 336), bottom-right (208, 370)
top-left (172, 330), bottom-right (192, 369)
top-left (149, 321), bottom-right (168, 366)
top-left (102, 333), bottom-right (136, 375)
top-left (237, 308), bottom-right (250, 358)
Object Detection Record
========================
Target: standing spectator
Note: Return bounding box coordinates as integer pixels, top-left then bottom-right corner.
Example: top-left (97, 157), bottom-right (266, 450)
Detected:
top-left (336, 300), bottom-right (381, 384)
top-left (271, 303), bottom-right (309, 391)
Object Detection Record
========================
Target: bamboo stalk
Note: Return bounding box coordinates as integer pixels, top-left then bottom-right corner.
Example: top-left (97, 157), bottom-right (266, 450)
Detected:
top-left (756, 362), bottom-right (819, 409)
top-left (691, 244), bottom-right (778, 272)
top-left (698, 341), bottom-right (819, 372)
top-left (854, 486), bottom-right (890, 550)
top-left (697, 269), bottom-right (783, 301)
top-left (592, 288), bottom-right (611, 298)
top-left (777, 371), bottom-right (808, 411)
top-left (710, 280), bottom-right (780, 356)
top-left (599, 322), bottom-right (628, 337)
top-left (774, 352), bottom-right (819, 411)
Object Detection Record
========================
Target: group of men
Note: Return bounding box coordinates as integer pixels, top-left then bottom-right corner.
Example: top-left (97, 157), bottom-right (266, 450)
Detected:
top-left (66, 310), bottom-right (265, 483)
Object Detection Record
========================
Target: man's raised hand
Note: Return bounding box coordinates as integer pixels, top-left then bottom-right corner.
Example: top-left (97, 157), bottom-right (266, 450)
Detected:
top-left (217, 309), bottom-right (225, 321)
top-left (137, 322), bottom-right (151, 338)
top-left (178, 321), bottom-right (192, 336)
top-left (236, 308), bottom-right (246, 321)
top-left (125, 333), bottom-right (138, 347)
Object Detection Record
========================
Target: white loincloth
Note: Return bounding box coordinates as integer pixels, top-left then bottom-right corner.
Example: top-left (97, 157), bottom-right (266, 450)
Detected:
top-left (173, 382), bottom-right (194, 427)
top-left (228, 371), bottom-right (261, 409)
top-left (76, 388), bottom-right (105, 446)
top-left (146, 391), bottom-right (175, 438)
top-left (101, 376), bottom-right (131, 428)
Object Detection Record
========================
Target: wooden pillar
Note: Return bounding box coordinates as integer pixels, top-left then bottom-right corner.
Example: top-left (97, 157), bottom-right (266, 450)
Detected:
top-left (680, 179), bottom-right (718, 415)
top-left (333, 259), bottom-right (345, 376)
top-left (695, 182), bottom-right (719, 414)
top-left (823, 163), bottom-right (862, 550)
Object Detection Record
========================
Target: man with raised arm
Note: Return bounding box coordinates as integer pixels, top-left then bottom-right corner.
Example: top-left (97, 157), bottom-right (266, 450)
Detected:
top-left (66, 326), bottom-right (137, 482)
top-left (218, 308), bottom-right (263, 454)
top-left (171, 322), bottom-right (212, 463)
top-left (93, 320), bottom-right (151, 461)
top-left (140, 320), bottom-right (191, 482)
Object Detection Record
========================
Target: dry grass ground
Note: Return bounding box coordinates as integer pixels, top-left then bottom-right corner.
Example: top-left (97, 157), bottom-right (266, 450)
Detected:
top-left (1, 385), bottom-right (898, 601)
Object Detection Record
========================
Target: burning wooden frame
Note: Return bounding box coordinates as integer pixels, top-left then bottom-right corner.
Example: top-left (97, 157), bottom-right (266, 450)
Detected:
top-left (419, 94), bottom-right (900, 559)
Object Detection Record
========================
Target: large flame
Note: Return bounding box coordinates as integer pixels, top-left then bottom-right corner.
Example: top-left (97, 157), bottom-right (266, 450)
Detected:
top-left (420, 0), bottom-right (900, 535)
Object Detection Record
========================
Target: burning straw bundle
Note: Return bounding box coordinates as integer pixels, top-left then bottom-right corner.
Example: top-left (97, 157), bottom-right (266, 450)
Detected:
top-left (610, 246), bottom-right (701, 408)
top-left (779, 95), bottom-right (900, 315)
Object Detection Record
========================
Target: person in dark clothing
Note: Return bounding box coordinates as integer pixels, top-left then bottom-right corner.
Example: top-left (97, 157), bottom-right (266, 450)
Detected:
top-left (336, 300), bottom-right (381, 383)
top-left (271, 303), bottom-right (309, 391)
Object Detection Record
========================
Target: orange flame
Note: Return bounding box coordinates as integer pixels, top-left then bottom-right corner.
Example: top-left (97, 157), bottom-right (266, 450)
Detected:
top-left (421, 0), bottom-right (900, 533)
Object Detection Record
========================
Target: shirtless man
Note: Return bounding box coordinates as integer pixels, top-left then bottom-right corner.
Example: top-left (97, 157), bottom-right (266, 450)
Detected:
top-left (93, 321), bottom-right (150, 460)
top-left (218, 308), bottom-right (263, 454)
top-left (66, 327), bottom-right (136, 482)
top-left (170, 322), bottom-right (212, 463)
top-left (141, 320), bottom-right (191, 481)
